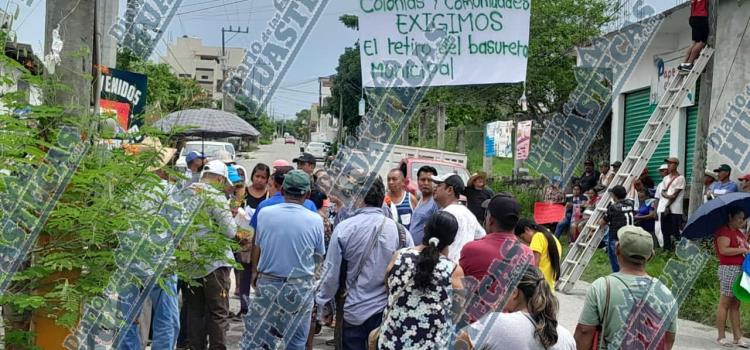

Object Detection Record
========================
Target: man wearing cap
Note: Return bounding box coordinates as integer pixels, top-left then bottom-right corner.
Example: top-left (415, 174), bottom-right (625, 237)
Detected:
top-left (660, 157), bottom-right (686, 251)
top-left (599, 185), bottom-right (635, 272)
top-left (464, 171), bottom-right (494, 224)
top-left (709, 164), bottom-right (739, 198)
top-left (185, 151), bottom-right (207, 186)
top-left (703, 170), bottom-right (718, 202)
top-left (249, 170), bottom-right (326, 349)
top-left (316, 177), bottom-right (413, 349)
top-left (580, 160), bottom-right (600, 193)
top-left (739, 174), bottom-right (750, 193)
top-left (293, 152), bottom-right (317, 176)
top-left (249, 166), bottom-right (317, 230)
top-left (119, 141), bottom-right (182, 350)
top-left (575, 226), bottom-right (677, 350)
top-left (184, 160), bottom-right (239, 350)
top-left (433, 174), bottom-right (486, 262)
top-left (459, 195), bottom-right (533, 282)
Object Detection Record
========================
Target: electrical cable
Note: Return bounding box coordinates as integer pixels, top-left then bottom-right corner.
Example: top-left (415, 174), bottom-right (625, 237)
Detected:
top-left (176, 0), bottom-right (250, 16)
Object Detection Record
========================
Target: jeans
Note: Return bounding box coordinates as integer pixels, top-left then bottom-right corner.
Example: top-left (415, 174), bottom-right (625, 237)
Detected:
top-left (554, 214), bottom-right (572, 238)
top-left (607, 238), bottom-right (620, 273)
top-left (118, 275), bottom-right (180, 350)
top-left (185, 267), bottom-right (231, 350)
top-left (342, 311), bottom-right (384, 350)
top-left (249, 276), bottom-right (314, 350)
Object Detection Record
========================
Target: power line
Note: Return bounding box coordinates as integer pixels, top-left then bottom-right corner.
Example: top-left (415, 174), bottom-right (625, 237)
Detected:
top-left (176, 0), bottom-right (250, 16)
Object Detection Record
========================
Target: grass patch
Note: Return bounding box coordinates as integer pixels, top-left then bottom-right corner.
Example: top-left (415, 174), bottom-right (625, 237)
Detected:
top-left (561, 240), bottom-right (750, 330)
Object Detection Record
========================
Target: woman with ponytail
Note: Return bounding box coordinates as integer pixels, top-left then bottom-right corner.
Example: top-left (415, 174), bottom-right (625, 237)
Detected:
top-left (375, 211), bottom-right (464, 349)
top-left (456, 266), bottom-right (576, 350)
top-left (515, 218), bottom-right (562, 291)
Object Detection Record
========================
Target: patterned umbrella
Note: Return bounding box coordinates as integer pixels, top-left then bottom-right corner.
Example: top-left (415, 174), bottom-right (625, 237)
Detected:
top-left (154, 108), bottom-right (260, 138)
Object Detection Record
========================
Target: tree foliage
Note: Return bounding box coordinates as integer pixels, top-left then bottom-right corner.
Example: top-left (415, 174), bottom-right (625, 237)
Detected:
top-left (116, 48), bottom-right (213, 119)
top-left (0, 43), bottom-right (235, 346)
top-left (233, 95), bottom-right (275, 143)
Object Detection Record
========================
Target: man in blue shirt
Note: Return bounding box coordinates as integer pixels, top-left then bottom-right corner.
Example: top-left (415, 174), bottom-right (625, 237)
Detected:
top-left (708, 164), bottom-right (739, 199)
top-left (247, 170), bottom-right (325, 350)
top-left (316, 176), bottom-right (414, 350)
top-left (410, 165), bottom-right (439, 244)
top-left (249, 166), bottom-right (317, 229)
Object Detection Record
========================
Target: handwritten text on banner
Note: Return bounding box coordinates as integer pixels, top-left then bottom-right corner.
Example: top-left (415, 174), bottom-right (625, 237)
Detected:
top-left (359, 0), bottom-right (531, 87)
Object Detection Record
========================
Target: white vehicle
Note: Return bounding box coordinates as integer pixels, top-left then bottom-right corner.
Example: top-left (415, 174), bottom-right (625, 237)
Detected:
top-left (176, 141), bottom-right (236, 171)
top-left (305, 141), bottom-right (328, 161)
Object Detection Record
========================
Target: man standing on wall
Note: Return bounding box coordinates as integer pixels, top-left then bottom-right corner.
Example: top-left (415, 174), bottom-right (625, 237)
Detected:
top-left (679, 0), bottom-right (709, 72)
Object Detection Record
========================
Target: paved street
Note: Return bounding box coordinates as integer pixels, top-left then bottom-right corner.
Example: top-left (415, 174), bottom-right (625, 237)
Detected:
top-left (224, 140), bottom-right (731, 350)
top-left (236, 138), bottom-right (304, 171)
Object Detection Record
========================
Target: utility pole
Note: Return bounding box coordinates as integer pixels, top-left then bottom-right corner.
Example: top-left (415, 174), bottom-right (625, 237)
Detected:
top-left (221, 25), bottom-right (249, 112)
top-left (45, 0), bottom-right (96, 114)
top-left (337, 92), bottom-right (344, 146)
top-left (688, 0), bottom-right (718, 215)
top-left (436, 104), bottom-right (446, 149)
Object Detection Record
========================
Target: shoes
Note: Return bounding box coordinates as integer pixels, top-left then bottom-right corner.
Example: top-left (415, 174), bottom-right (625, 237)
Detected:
top-left (678, 63), bottom-right (693, 72)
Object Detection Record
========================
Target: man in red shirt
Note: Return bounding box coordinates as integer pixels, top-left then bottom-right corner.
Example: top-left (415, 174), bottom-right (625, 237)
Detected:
top-left (460, 194), bottom-right (534, 281)
top-left (679, 0), bottom-right (709, 72)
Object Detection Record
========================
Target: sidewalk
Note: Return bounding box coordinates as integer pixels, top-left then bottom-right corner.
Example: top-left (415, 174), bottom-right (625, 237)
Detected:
top-left (557, 280), bottom-right (732, 350)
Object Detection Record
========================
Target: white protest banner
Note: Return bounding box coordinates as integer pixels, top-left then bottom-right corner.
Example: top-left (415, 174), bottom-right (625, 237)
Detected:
top-left (516, 120), bottom-right (532, 160)
top-left (485, 120), bottom-right (513, 158)
top-left (359, 0), bottom-right (531, 87)
top-left (650, 50), bottom-right (696, 107)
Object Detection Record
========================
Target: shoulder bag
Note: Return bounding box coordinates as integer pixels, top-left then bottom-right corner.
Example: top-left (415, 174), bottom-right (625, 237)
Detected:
top-left (334, 216), bottom-right (387, 349)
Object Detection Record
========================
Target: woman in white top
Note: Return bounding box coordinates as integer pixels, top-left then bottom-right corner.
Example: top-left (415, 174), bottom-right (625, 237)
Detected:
top-left (456, 266), bottom-right (576, 350)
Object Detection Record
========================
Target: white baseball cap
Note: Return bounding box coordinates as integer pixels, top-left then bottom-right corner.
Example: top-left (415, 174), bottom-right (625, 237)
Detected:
top-left (201, 160), bottom-right (231, 182)
top-left (214, 150), bottom-right (234, 164)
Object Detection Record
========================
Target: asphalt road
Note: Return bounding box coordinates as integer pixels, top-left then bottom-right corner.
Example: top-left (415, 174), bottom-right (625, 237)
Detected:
top-left (224, 139), bottom-right (726, 350)
top-left (236, 138), bottom-right (304, 171)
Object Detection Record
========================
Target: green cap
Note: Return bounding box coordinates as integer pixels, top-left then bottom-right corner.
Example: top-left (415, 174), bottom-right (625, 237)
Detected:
top-left (714, 164), bottom-right (732, 173)
top-left (283, 169), bottom-right (311, 196)
top-left (617, 225), bottom-right (653, 264)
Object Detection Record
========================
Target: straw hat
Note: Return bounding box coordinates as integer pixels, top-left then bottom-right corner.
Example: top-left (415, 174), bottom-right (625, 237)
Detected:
top-left (123, 137), bottom-right (177, 171)
top-left (467, 171), bottom-right (488, 186)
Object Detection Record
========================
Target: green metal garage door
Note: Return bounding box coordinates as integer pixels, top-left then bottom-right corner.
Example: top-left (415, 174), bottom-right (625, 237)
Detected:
top-left (624, 88), bottom-right (670, 183)
top-left (685, 81), bottom-right (700, 182)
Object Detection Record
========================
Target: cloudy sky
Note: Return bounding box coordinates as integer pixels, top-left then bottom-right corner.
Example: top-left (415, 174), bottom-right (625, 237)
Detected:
top-left (16, 0), bottom-right (677, 119)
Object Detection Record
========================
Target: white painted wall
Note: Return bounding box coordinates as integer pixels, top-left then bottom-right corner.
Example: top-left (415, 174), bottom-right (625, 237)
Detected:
top-left (608, 0), bottom-right (750, 178)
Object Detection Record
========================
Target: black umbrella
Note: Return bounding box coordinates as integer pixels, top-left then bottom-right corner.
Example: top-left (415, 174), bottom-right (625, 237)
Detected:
top-left (153, 108), bottom-right (260, 138)
top-left (682, 192), bottom-right (750, 240)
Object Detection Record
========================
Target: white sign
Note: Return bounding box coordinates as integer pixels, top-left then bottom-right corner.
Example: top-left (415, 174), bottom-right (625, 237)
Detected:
top-left (359, 0), bottom-right (531, 87)
top-left (651, 50), bottom-right (696, 107)
top-left (485, 120), bottom-right (514, 158)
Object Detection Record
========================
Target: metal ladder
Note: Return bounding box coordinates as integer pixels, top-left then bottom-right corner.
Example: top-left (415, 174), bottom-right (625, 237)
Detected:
top-left (555, 47), bottom-right (715, 293)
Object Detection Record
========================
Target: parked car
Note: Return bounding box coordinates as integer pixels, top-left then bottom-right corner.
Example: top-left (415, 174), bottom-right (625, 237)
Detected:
top-left (305, 141), bottom-right (328, 161)
top-left (284, 136), bottom-right (296, 144)
top-left (175, 141), bottom-right (235, 171)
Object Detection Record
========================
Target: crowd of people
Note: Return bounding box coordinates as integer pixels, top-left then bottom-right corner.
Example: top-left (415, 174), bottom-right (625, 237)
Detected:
top-left (104, 141), bottom-right (700, 350)
top-left (546, 156), bottom-right (750, 348)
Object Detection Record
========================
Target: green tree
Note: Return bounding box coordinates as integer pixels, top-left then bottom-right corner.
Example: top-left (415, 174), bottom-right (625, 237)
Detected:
top-left (234, 96), bottom-right (275, 143)
top-left (116, 48), bottom-right (213, 118)
top-left (321, 16), bottom-right (362, 134)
